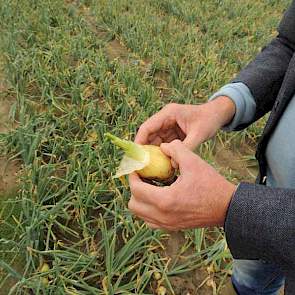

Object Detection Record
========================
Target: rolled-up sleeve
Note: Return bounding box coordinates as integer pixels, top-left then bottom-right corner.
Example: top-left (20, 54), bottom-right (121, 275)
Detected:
top-left (209, 82), bottom-right (256, 131)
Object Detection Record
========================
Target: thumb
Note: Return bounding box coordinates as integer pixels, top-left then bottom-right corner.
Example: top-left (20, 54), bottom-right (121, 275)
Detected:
top-left (160, 140), bottom-right (192, 170)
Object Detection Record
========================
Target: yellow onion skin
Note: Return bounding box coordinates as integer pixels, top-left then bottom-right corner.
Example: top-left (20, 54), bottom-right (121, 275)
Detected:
top-left (137, 145), bottom-right (174, 181)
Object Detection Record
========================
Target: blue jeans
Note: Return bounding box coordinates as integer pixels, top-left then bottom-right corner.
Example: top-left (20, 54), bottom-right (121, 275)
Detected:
top-left (232, 259), bottom-right (285, 295)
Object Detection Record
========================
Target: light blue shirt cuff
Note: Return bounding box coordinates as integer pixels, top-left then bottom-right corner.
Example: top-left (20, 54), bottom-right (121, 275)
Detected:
top-left (209, 82), bottom-right (257, 131)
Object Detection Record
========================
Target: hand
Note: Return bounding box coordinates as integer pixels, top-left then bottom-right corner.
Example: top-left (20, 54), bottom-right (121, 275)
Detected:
top-left (128, 140), bottom-right (236, 230)
top-left (135, 96), bottom-right (235, 150)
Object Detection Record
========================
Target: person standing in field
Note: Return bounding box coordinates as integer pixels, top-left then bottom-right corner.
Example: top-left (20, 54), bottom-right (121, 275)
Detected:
top-left (128, 1), bottom-right (295, 294)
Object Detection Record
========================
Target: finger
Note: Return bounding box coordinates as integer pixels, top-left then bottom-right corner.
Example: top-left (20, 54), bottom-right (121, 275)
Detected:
top-left (136, 212), bottom-right (179, 231)
top-left (175, 125), bottom-right (186, 141)
top-left (135, 116), bottom-right (164, 144)
top-left (135, 109), bottom-right (176, 145)
top-left (158, 128), bottom-right (178, 140)
top-left (129, 197), bottom-right (181, 231)
top-left (146, 222), bottom-right (179, 231)
top-left (160, 140), bottom-right (193, 171)
top-left (159, 129), bottom-right (180, 143)
top-left (183, 130), bottom-right (204, 150)
top-left (128, 173), bottom-right (165, 204)
top-left (149, 136), bottom-right (163, 146)
top-left (149, 129), bottom-right (180, 145)
top-left (164, 133), bottom-right (180, 144)
top-left (128, 196), bottom-right (164, 224)
top-left (147, 133), bottom-right (158, 143)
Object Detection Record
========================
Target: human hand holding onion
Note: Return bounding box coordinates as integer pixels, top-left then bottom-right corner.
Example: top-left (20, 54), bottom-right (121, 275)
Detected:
top-left (106, 97), bottom-right (237, 229)
top-left (127, 97), bottom-right (236, 230)
top-left (128, 140), bottom-right (236, 230)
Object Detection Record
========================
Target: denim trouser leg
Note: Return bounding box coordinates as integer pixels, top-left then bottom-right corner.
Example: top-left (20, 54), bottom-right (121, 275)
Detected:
top-left (232, 259), bottom-right (285, 295)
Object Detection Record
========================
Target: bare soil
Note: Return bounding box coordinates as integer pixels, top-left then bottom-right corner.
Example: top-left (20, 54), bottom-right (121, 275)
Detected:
top-left (154, 70), bottom-right (173, 101)
top-left (0, 156), bottom-right (22, 294)
top-left (213, 141), bottom-right (258, 183)
top-left (0, 57), bottom-right (20, 193)
top-left (0, 57), bottom-right (13, 133)
top-left (0, 57), bottom-right (23, 293)
top-left (0, 158), bottom-right (21, 194)
top-left (0, 99), bottom-right (15, 134)
top-left (0, 58), bottom-right (20, 193)
top-left (156, 231), bottom-right (216, 295)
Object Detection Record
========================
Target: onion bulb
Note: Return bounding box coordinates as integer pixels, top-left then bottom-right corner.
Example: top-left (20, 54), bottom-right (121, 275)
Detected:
top-left (105, 133), bottom-right (174, 181)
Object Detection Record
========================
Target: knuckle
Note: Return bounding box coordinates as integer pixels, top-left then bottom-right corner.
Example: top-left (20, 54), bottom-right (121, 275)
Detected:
top-left (157, 198), bottom-right (168, 212)
top-left (127, 201), bottom-right (133, 211)
top-left (165, 197), bottom-right (175, 212)
top-left (129, 183), bottom-right (137, 195)
top-left (157, 196), bottom-right (174, 213)
top-left (138, 122), bottom-right (149, 133)
top-left (129, 181), bottom-right (140, 197)
top-left (164, 103), bottom-right (178, 111)
top-left (171, 139), bottom-right (181, 145)
top-left (128, 197), bottom-right (136, 212)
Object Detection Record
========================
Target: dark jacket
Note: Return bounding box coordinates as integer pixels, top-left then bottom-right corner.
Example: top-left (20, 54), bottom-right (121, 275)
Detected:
top-left (225, 1), bottom-right (295, 293)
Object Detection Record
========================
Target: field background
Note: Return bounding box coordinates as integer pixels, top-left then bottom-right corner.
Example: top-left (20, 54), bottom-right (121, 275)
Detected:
top-left (0, 0), bottom-right (290, 294)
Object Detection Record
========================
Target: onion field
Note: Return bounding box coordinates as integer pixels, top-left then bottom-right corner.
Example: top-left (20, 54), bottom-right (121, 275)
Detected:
top-left (0, 0), bottom-right (288, 294)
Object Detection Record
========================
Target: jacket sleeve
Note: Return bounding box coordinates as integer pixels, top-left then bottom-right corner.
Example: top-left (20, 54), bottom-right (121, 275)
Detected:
top-left (232, 1), bottom-right (295, 128)
top-left (225, 183), bottom-right (295, 290)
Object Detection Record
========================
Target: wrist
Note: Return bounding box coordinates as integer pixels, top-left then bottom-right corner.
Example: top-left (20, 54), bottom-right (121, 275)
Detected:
top-left (208, 96), bottom-right (236, 128)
